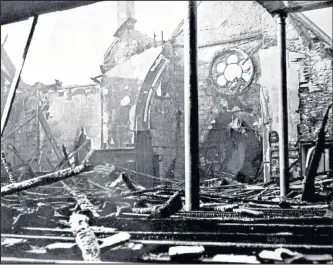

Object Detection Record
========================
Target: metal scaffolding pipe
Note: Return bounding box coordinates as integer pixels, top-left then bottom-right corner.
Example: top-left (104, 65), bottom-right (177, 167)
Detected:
top-left (275, 13), bottom-right (289, 197)
top-left (184, 0), bottom-right (200, 211)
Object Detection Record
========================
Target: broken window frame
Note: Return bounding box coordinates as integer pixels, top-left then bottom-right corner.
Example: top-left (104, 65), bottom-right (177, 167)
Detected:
top-left (301, 141), bottom-right (333, 176)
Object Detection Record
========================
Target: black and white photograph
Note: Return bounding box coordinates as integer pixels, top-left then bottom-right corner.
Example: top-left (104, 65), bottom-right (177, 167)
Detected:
top-left (1, 1), bottom-right (332, 263)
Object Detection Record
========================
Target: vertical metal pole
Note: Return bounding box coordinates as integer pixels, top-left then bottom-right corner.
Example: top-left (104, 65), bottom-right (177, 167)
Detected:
top-left (276, 13), bottom-right (289, 197)
top-left (1, 16), bottom-right (38, 136)
top-left (184, 0), bottom-right (200, 211)
top-left (36, 85), bottom-right (40, 156)
top-left (100, 85), bottom-right (104, 149)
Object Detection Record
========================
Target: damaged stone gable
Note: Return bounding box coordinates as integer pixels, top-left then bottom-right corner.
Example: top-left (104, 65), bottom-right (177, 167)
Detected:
top-left (1, 44), bottom-right (41, 174)
top-left (38, 84), bottom-right (101, 169)
top-left (156, 1), bottom-right (332, 182)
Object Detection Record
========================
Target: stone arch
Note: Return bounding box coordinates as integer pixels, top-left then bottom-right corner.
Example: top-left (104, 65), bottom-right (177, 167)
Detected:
top-left (135, 53), bottom-right (170, 130)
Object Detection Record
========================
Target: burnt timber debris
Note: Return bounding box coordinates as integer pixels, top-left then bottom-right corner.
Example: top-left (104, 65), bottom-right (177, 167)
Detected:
top-left (1, 0), bottom-right (333, 264)
top-left (302, 103), bottom-right (333, 202)
top-left (1, 161), bottom-right (332, 262)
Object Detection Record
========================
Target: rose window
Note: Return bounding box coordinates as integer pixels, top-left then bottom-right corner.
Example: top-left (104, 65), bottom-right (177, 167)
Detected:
top-left (210, 49), bottom-right (254, 95)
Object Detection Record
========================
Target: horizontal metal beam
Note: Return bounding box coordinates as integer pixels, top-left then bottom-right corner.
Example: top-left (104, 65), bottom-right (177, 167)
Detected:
top-left (257, 1), bottom-right (332, 15)
top-left (285, 1), bottom-right (333, 13)
top-left (1, 1), bottom-right (102, 25)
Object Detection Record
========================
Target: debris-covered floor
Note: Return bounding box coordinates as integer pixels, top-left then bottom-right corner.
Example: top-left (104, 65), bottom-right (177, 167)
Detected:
top-left (1, 164), bottom-right (332, 263)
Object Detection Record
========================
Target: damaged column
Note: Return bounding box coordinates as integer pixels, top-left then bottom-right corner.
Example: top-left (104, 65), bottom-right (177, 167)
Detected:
top-left (275, 13), bottom-right (289, 197)
top-left (184, 0), bottom-right (200, 211)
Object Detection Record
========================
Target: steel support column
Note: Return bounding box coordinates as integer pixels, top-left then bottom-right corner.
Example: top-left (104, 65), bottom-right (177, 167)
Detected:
top-left (275, 13), bottom-right (289, 197)
top-left (184, 0), bottom-right (200, 211)
top-left (100, 85), bottom-right (104, 149)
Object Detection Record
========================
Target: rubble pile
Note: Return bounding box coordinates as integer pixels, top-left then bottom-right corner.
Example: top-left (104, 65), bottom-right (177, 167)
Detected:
top-left (1, 162), bottom-right (332, 263)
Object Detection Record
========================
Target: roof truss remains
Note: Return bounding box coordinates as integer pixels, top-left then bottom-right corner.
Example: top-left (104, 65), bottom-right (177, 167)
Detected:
top-left (1, 1), bottom-right (102, 25)
top-left (257, 1), bottom-right (333, 15)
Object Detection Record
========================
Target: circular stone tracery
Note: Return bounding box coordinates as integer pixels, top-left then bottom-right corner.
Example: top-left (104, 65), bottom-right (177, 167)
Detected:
top-left (210, 49), bottom-right (254, 95)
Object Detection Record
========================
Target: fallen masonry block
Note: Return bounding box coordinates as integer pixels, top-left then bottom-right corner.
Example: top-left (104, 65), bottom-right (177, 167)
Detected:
top-left (46, 242), bottom-right (78, 251)
top-left (259, 248), bottom-right (299, 261)
top-left (212, 254), bottom-right (260, 264)
top-left (169, 246), bottom-right (205, 262)
top-left (1, 238), bottom-right (31, 253)
top-left (295, 254), bottom-right (333, 262)
top-left (99, 232), bottom-right (131, 250)
top-left (101, 242), bottom-right (144, 261)
top-left (46, 242), bottom-right (81, 258)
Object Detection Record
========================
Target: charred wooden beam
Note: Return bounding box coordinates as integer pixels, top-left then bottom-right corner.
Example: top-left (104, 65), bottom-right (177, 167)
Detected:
top-left (257, 1), bottom-right (332, 15)
top-left (1, 151), bottom-right (29, 210)
top-left (61, 144), bottom-right (71, 168)
top-left (6, 144), bottom-right (37, 180)
top-left (69, 213), bottom-right (101, 261)
top-left (61, 181), bottom-right (100, 218)
top-left (1, 16), bottom-right (38, 136)
top-left (290, 13), bottom-right (332, 47)
top-left (1, 164), bottom-right (93, 196)
top-left (1, 152), bottom-right (16, 183)
top-left (108, 171), bottom-right (143, 192)
top-left (148, 191), bottom-right (183, 219)
top-left (302, 103), bottom-right (333, 201)
top-left (37, 109), bottom-right (63, 162)
top-left (1, 1), bottom-right (102, 25)
top-left (54, 139), bottom-right (90, 170)
top-left (121, 172), bottom-right (138, 191)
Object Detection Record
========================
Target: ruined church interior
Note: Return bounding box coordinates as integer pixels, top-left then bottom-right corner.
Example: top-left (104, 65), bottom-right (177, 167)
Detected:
top-left (1, 1), bottom-right (332, 263)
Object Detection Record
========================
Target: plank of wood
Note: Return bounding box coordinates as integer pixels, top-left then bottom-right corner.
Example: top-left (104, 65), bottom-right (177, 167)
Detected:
top-left (1, 164), bottom-right (93, 196)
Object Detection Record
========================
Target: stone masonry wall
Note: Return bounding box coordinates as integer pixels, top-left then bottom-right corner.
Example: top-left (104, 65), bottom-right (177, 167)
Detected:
top-left (298, 50), bottom-right (333, 142)
top-left (164, 1), bottom-right (332, 181)
top-left (40, 86), bottom-right (103, 170)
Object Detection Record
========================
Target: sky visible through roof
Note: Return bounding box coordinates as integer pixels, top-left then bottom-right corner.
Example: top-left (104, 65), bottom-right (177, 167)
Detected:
top-left (1, 1), bottom-right (331, 86)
